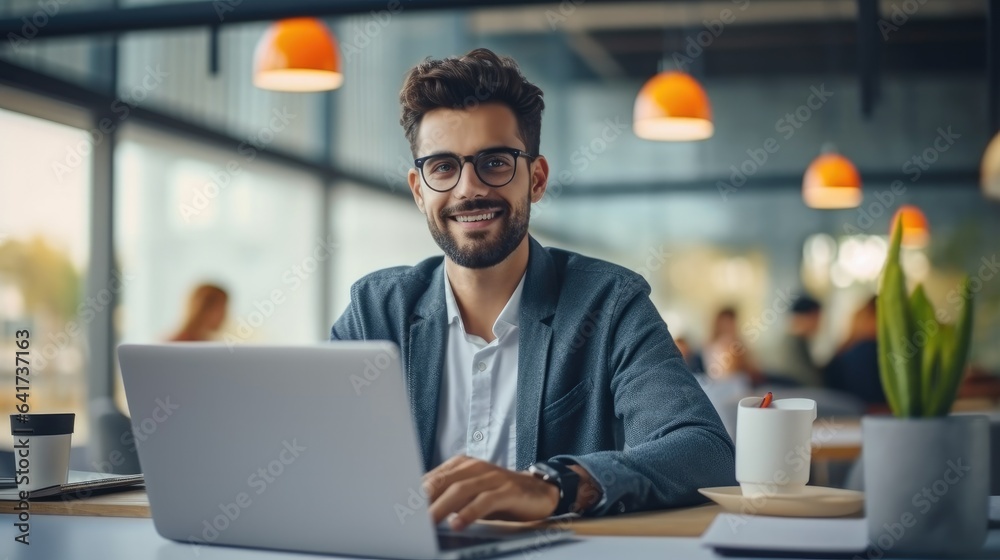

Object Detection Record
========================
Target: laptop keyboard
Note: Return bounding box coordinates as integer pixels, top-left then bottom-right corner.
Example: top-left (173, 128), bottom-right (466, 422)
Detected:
top-left (437, 533), bottom-right (505, 552)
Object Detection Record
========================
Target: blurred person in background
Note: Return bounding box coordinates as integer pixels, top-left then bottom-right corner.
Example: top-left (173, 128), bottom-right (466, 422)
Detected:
top-left (167, 283), bottom-right (228, 342)
top-left (673, 335), bottom-right (695, 368)
top-left (823, 296), bottom-right (886, 406)
top-left (694, 306), bottom-right (764, 386)
top-left (772, 295), bottom-right (824, 387)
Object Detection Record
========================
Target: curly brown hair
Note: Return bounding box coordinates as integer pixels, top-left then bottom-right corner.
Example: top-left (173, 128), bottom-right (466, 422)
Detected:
top-left (399, 48), bottom-right (545, 157)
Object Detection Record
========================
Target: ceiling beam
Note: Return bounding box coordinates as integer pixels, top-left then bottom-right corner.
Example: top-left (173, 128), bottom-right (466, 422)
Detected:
top-left (537, 171), bottom-right (980, 198)
top-left (590, 19), bottom-right (986, 78)
top-left (1, 0), bottom-right (985, 42)
top-left (562, 32), bottom-right (628, 81)
top-left (0, 0), bottom-right (668, 39)
top-left (0, 58), bottom-right (352, 182)
top-left (469, 0), bottom-right (983, 35)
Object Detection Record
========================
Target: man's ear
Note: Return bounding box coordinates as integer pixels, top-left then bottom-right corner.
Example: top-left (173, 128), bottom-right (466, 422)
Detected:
top-left (408, 168), bottom-right (426, 215)
top-left (529, 155), bottom-right (549, 204)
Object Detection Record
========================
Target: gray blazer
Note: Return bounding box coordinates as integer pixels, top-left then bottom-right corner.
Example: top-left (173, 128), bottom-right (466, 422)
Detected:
top-left (330, 236), bottom-right (736, 516)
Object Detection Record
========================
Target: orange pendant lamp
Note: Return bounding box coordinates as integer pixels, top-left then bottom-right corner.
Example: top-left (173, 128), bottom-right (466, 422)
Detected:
top-left (802, 153), bottom-right (862, 209)
top-left (633, 71), bottom-right (713, 141)
top-left (890, 205), bottom-right (930, 248)
top-left (253, 18), bottom-right (343, 92)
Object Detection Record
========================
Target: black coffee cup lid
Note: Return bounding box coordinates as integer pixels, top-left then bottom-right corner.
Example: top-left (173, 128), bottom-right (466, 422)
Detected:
top-left (10, 413), bottom-right (75, 436)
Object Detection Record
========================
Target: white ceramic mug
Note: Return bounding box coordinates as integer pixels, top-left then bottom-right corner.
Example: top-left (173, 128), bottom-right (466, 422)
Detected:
top-left (10, 413), bottom-right (75, 492)
top-left (735, 397), bottom-right (816, 496)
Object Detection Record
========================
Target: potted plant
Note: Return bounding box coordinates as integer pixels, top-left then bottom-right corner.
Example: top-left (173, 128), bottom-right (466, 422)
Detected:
top-left (863, 220), bottom-right (990, 557)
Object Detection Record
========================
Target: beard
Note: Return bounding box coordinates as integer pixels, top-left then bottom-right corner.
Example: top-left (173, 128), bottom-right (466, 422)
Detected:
top-left (427, 193), bottom-right (530, 269)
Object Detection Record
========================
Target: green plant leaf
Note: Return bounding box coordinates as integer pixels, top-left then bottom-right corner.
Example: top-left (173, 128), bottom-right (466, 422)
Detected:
top-left (909, 284), bottom-right (936, 330)
top-left (910, 284), bottom-right (937, 412)
top-left (931, 277), bottom-right (975, 416)
top-left (928, 324), bottom-right (955, 416)
top-left (878, 220), bottom-right (919, 417)
top-left (877, 308), bottom-right (902, 415)
top-left (920, 329), bottom-right (941, 414)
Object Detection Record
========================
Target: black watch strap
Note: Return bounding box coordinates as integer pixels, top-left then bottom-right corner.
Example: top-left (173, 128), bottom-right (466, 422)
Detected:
top-left (528, 460), bottom-right (580, 515)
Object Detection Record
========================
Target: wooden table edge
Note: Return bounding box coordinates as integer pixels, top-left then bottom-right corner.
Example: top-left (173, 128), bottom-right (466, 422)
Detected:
top-left (0, 488), bottom-right (152, 518)
top-left (1, 488), bottom-right (721, 536)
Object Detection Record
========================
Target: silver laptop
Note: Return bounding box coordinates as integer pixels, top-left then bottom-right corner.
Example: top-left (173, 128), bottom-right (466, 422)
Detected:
top-left (117, 342), bottom-right (572, 559)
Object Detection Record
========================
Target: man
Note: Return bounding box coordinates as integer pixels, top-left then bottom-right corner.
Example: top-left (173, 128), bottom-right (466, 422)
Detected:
top-left (778, 295), bottom-right (824, 387)
top-left (330, 48), bottom-right (735, 530)
top-left (824, 296), bottom-right (886, 406)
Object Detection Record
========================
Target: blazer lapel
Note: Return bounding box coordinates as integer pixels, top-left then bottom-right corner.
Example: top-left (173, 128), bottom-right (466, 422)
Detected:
top-left (407, 263), bottom-right (448, 472)
top-left (516, 237), bottom-right (558, 470)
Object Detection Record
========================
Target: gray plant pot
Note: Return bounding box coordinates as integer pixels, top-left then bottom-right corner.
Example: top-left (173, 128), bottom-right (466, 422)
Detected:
top-left (862, 415), bottom-right (990, 557)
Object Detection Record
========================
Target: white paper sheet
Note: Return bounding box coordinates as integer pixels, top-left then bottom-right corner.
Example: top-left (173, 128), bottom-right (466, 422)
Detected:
top-left (701, 513), bottom-right (868, 554)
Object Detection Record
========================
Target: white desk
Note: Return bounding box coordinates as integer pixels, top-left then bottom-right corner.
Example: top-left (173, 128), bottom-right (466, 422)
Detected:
top-left (2, 513), bottom-right (999, 560)
top-left (0, 514), bottom-right (713, 560)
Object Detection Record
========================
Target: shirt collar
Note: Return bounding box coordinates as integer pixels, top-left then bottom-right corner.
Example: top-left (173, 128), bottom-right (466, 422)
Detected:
top-left (443, 268), bottom-right (526, 339)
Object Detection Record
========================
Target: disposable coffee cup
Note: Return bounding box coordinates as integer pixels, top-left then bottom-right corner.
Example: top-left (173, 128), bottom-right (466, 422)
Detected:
top-left (9, 413), bottom-right (75, 492)
top-left (735, 397), bottom-right (816, 497)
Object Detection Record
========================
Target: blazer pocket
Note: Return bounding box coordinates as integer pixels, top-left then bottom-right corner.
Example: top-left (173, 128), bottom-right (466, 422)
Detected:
top-left (542, 379), bottom-right (592, 424)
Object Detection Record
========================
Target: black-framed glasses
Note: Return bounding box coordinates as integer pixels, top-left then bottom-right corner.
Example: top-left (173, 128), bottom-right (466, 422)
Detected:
top-left (414, 147), bottom-right (536, 192)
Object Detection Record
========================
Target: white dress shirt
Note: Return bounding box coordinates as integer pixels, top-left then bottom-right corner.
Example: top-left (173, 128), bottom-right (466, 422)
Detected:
top-left (431, 269), bottom-right (525, 470)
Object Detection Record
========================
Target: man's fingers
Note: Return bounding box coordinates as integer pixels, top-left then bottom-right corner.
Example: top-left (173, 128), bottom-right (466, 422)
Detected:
top-left (424, 457), bottom-right (491, 502)
top-left (451, 490), bottom-right (507, 531)
top-left (423, 454), bottom-right (470, 487)
top-left (434, 454), bottom-right (469, 472)
top-left (427, 471), bottom-right (502, 524)
top-left (424, 454), bottom-right (467, 481)
top-left (422, 455), bottom-right (467, 499)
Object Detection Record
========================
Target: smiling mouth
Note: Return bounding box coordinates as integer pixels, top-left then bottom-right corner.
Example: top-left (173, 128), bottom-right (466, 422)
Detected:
top-left (449, 210), bottom-right (503, 223)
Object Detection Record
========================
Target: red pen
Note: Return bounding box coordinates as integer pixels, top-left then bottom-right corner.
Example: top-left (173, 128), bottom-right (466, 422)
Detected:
top-left (759, 392), bottom-right (773, 408)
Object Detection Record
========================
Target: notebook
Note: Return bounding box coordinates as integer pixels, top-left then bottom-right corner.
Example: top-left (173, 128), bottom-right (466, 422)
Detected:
top-left (0, 470), bottom-right (144, 500)
top-left (701, 513), bottom-right (868, 558)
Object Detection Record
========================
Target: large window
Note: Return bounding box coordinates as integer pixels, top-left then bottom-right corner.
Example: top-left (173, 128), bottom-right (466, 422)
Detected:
top-left (0, 106), bottom-right (92, 443)
top-left (113, 125), bottom-right (326, 410)
top-left (328, 182), bottom-right (441, 320)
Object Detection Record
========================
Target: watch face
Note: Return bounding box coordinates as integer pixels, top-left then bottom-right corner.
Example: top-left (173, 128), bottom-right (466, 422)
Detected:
top-left (530, 462), bottom-right (559, 481)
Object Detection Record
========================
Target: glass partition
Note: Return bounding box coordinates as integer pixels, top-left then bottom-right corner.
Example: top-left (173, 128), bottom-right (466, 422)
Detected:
top-left (0, 106), bottom-right (92, 443)
top-left (113, 124), bottom-right (326, 411)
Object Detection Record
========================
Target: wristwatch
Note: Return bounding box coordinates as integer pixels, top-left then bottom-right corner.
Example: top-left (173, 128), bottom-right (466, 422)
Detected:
top-left (527, 460), bottom-right (580, 516)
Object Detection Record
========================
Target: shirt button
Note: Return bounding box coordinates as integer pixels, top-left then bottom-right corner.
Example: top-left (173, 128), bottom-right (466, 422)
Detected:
top-left (477, 362), bottom-right (486, 372)
top-left (472, 430), bottom-right (484, 442)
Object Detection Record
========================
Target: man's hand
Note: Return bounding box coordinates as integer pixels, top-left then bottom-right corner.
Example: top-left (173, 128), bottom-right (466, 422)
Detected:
top-left (423, 455), bottom-right (559, 531)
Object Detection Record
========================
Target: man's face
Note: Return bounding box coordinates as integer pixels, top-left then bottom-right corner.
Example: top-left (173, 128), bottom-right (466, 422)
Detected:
top-left (408, 102), bottom-right (547, 269)
top-left (790, 311), bottom-right (820, 337)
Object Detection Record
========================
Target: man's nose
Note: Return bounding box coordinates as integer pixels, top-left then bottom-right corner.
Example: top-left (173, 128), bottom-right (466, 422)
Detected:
top-left (452, 160), bottom-right (490, 199)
